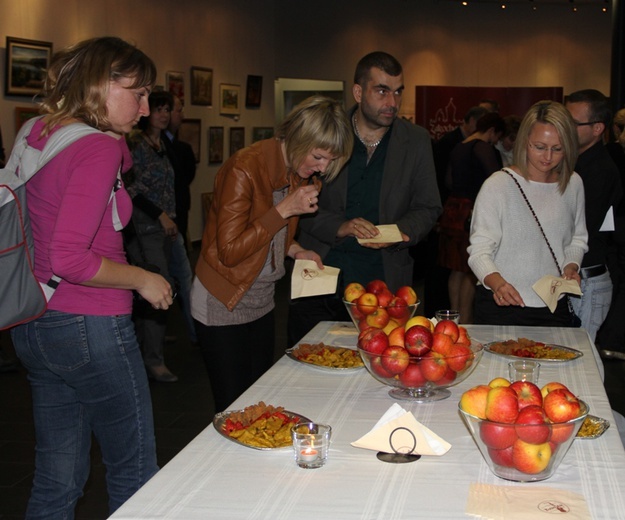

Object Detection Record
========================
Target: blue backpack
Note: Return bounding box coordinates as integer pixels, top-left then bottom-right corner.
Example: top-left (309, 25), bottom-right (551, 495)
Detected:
top-left (0, 116), bottom-right (121, 330)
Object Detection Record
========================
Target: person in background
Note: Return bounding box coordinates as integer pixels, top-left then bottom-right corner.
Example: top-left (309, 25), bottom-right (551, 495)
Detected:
top-left (565, 90), bottom-right (623, 342)
top-left (288, 51), bottom-right (441, 346)
top-left (480, 99), bottom-right (500, 113)
top-left (10, 36), bottom-right (168, 517)
top-left (126, 91), bottom-right (179, 382)
top-left (438, 112), bottom-right (505, 323)
top-left (163, 95), bottom-right (197, 345)
top-left (495, 115), bottom-right (521, 167)
top-left (191, 96), bottom-right (353, 412)
top-left (468, 100), bottom-right (587, 327)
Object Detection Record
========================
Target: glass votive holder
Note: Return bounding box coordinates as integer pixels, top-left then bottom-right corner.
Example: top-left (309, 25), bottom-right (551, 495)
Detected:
top-left (291, 422), bottom-right (331, 469)
top-left (435, 309), bottom-right (460, 324)
top-left (508, 360), bottom-right (540, 384)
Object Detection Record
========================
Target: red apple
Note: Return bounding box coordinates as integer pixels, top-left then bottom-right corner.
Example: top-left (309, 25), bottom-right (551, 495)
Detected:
top-left (358, 319), bottom-right (372, 332)
top-left (509, 380), bottom-right (543, 410)
top-left (489, 377), bottom-right (511, 388)
top-left (404, 316), bottom-right (434, 333)
top-left (399, 362), bottom-right (427, 387)
top-left (515, 405), bottom-right (551, 444)
top-left (431, 332), bottom-right (454, 356)
top-left (343, 282), bottom-right (366, 303)
top-left (376, 288), bottom-right (394, 308)
top-left (550, 423), bottom-right (575, 444)
top-left (366, 279), bottom-right (388, 295)
top-left (420, 351), bottom-right (448, 382)
top-left (395, 285), bottom-right (417, 305)
top-left (480, 421), bottom-right (518, 450)
top-left (447, 343), bottom-right (472, 372)
top-left (365, 307), bottom-right (390, 329)
top-left (369, 355), bottom-right (394, 379)
top-left (456, 327), bottom-right (471, 347)
top-left (438, 364), bottom-right (457, 385)
top-left (488, 445), bottom-right (514, 467)
top-left (380, 345), bottom-right (410, 375)
top-left (387, 296), bottom-right (409, 320)
top-left (387, 326), bottom-right (405, 348)
top-left (350, 304), bottom-right (366, 323)
top-left (543, 388), bottom-right (581, 423)
top-left (485, 386), bottom-right (519, 423)
top-left (460, 385), bottom-right (491, 419)
top-left (404, 325), bottom-right (433, 356)
top-left (382, 319), bottom-right (400, 336)
top-left (356, 292), bottom-right (378, 315)
top-left (357, 328), bottom-right (389, 355)
top-left (540, 381), bottom-right (569, 399)
top-left (434, 319), bottom-right (460, 342)
top-left (512, 438), bottom-right (552, 474)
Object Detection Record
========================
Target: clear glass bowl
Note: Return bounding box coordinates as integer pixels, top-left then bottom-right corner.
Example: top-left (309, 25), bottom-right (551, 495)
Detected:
top-left (356, 341), bottom-right (483, 402)
top-left (458, 400), bottom-right (589, 482)
top-left (343, 299), bottom-right (419, 331)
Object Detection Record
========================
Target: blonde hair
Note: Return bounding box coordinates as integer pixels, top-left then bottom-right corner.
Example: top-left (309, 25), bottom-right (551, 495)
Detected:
top-left (513, 101), bottom-right (578, 194)
top-left (276, 95), bottom-right (353, 182)
top-left (38, 37), bottom-right (156, 133)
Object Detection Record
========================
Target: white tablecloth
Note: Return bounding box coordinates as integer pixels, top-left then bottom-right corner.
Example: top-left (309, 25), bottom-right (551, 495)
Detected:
top-left (111, 322), bottom-right (625, 519)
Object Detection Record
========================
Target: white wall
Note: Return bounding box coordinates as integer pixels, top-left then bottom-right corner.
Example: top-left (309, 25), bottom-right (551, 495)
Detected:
top-left (1, 0), bottom-right (613, 241)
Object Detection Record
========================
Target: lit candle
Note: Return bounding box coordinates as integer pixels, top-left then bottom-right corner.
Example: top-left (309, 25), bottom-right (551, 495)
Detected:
top-left (299, 447), bottom-right (318, 462)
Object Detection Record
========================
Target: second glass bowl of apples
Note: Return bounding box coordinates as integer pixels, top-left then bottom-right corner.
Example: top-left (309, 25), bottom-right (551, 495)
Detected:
top-left (356, 321), bottom-right (484, 402)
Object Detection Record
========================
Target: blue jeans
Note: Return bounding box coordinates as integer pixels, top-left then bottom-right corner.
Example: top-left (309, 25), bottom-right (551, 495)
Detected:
top-left (11, 311), bottom-right (158, 519)
top-left (570, 270), bottom-right (612, 342)
top-left (169, 233), bottom-right (197, 342)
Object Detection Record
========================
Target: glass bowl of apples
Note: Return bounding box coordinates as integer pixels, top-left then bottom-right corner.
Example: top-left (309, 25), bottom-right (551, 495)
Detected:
top-left (356, 318), bottom-right (483, 402)
top-left (342, 280), bottom-right (420, 333)
top-left (458, 381), bottom-right (589, 482)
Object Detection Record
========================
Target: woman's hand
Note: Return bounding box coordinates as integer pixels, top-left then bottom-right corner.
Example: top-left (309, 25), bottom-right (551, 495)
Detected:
top-left (275, 184), bottom-right (320, 219)
top-left (159, 212), bottom-right (178, 239)
top-left (563, 263), bottom-right (581, 285)
top-left (136, 269), bottom-right (175, 310)
top-left (485, 273), bottom-right (525, 307)
top-left (289, 243), bottom-right (324, 269)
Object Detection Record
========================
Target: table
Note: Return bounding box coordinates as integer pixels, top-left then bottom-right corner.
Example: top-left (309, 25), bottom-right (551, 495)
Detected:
top-left (111, 323), bottom-right (625, 519)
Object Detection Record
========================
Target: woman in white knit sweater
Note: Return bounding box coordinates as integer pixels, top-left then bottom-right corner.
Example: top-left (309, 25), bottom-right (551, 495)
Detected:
top-left (468, 101), bottom-right (588, 326)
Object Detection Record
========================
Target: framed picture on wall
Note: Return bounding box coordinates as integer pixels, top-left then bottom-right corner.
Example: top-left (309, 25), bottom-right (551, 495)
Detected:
top-left (245, 75), bottom-right (263, 108)
top-left (229, 127), bottom-right (245, 156)
top-left (178, 119), bottom-right (201, 163)
top-left (252, 127), bottom-right (274, 143)
top-left (190, 66), bottom-right (212, 106)
top-left (166, 70), bottom-right (185, 104)
top-left (208, 126), bottom-right (224, 164)
top-left (220, 84), bottom-right (240, 115)
top-left (5, 37), bottom-right (53, 97)
top-left (15, 106), bottom-right (39, 132)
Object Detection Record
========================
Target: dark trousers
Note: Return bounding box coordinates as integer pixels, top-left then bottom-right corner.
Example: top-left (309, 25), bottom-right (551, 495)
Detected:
top-left (287, 295), bottom-right (350, 348)
top-left (195, 311), bottom-right (275, 413)
top-left (473, 285), bottom-right (574, 327)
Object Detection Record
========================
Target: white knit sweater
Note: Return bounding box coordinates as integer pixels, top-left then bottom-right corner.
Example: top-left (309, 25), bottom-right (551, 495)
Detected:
top-left (468, 168), bottom-right (588, 308)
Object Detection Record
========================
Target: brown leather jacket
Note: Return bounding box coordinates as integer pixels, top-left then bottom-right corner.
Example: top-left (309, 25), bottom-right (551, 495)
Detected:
top-left (195, 138), bottom-right (321, 311)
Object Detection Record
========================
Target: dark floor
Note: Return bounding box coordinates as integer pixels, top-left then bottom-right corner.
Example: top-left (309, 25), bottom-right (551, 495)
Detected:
top-left (1, 269), bottom-right (624, 519)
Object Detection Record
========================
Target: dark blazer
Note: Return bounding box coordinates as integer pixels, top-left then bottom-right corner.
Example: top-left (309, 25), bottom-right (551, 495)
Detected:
top-left (297, 114), bottom-right (442, 292)
top-left (163, 134), bottom-right (196, 237)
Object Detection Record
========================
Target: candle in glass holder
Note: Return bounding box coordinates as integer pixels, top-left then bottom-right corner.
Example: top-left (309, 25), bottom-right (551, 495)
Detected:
top-left (292, 422), bottom-right (332, 469)
top-left (299, 447), bottom-right (319, 463)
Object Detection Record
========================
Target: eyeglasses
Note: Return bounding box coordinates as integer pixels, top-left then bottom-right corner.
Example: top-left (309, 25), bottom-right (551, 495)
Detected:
top-left (528, 143), bottom-right (564, 155)
top-left (575, 121), bottom-right (601, 127)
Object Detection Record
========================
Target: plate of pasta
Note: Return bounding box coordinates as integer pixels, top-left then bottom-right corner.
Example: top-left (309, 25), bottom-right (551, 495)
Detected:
top-left (483, 338), bottom-right (583, 362)
top-left (286, 342), bottom-right (364, 371)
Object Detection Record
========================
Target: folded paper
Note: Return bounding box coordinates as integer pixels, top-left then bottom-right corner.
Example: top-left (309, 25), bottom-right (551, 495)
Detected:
top-left (532, 275), bottom-right (582, 313)
top-left (290, 260), bottom-right (340, 299)
top-left (356, 224), bottom-right (403, 245)
top-left (466, 483), bottom-right (591, 520)
top-left (351, 403), bottom-right (451, 456)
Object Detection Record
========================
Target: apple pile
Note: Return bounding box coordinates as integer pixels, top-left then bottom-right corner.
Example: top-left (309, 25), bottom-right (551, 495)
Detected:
top-left (344, 280), bottom-right (418, 332)
top-left (460, 379), bottom-right (584, 475)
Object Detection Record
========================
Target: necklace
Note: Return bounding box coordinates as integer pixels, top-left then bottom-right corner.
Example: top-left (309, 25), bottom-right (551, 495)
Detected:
top-left (353, 113), bottom-right (388, 148)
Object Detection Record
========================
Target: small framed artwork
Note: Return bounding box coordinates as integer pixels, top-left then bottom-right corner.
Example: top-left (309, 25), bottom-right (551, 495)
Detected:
top-left (245, 75), bottom-right (263, 108)
top-left (178, 119), bottom-right (201, 163)
top-left (5, 37), bottom-right (53, 97)
top-left (208, 126), bottom-right (224, 164)
top-left (229, 127), bottom-right (245, 156)
top-left (220, 83), bottom-right (241, 115)
top-left (166, 71), bottom-right (185, 103)
top-left (252, 127), bottom-right (274, 143)
top-left (15, 106), bottom-right (39, 132)
top-left (190, 66), bottom-right (213, 106)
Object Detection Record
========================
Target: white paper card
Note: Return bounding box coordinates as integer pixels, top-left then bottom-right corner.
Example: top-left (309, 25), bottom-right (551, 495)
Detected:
top-left (357, 224), bottom-right (403, 244)
top-left (599, 206), bottom-right (615, 232)
top-left (290, 260), bottom-right (340, 299)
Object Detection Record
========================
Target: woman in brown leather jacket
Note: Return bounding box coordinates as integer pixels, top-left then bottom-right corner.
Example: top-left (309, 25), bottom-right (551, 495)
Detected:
top-left (191, 96), bottom-right (353, 412)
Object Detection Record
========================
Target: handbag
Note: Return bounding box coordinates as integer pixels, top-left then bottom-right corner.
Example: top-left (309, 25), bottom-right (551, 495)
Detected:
top-left (504, 169), bottom-right (582, 327)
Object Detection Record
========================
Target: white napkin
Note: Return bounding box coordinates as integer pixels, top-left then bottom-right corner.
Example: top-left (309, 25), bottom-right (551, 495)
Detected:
top-left (351, 403), bottom-right (451, 456)
top-left (466, 483), bottom-right (591, 520)
top-left (290, 260), bottom-right (340, 299)
top-left (356, 224), bottom-right (403, 245)
top-left (532, 275), bottom-right (583, 313)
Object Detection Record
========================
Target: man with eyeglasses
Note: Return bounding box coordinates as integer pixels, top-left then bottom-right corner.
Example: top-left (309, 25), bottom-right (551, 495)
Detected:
top-left (565, 89), bottom-right (623, 343)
